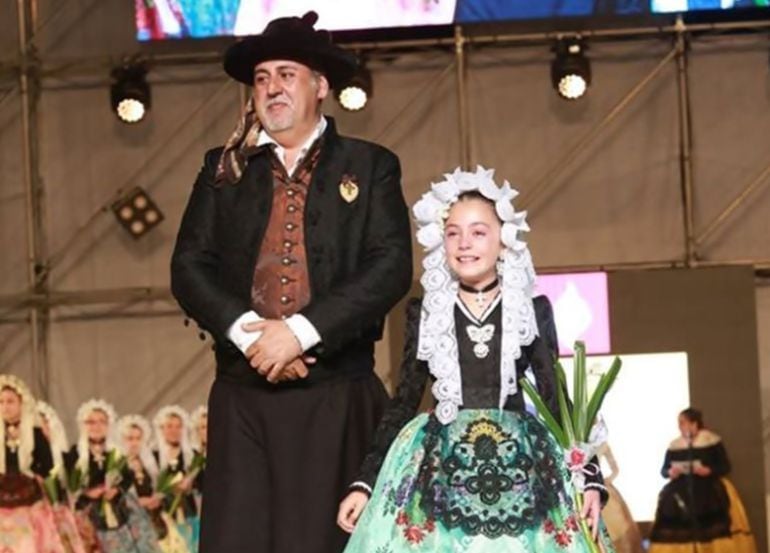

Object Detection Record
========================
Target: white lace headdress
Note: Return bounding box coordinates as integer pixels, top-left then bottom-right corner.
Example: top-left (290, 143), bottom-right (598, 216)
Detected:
top-left (117, 414), bottom-right (159, 480)
top-left (0, 374), bottom-right (36, 476)
top-left (36, 400), bottom-right (69, 472)
top-left (153, 405), bottom-right (193, 470)
top-left (413, 166), bottom-right (538, 425)
top-left (189, 405), bottom-right (207, 453)
top-left (76, 398), bottom-right (118, 473)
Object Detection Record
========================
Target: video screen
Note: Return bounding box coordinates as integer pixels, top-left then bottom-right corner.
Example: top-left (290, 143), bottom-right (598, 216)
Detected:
top-left (652, 0), bottom-right (768, 13)
top-left (536, 272), bottom-right (610, 357)
top-left (135, 1), bottom-right (770, 41)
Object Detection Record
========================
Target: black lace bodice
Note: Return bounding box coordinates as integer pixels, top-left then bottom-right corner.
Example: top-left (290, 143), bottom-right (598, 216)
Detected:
top-left (353, 295), bottom-right (563, 488)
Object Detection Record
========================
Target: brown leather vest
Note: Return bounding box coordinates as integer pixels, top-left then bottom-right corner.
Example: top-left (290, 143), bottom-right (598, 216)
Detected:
top-left (250, 144), bottom-right (321, 320)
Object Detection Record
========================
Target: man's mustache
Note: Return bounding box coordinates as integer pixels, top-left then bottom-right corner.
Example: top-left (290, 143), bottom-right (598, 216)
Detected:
top-left (265, 96), bottom-right (292, 109)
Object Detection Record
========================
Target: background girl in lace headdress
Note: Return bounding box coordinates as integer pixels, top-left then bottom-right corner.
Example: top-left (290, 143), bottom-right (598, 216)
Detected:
top-left (65, 399), bottom-right (161, 553)
top-left (337, 168), bottom-right (613, 552)
top-left (118, 414), bottom-right (190, 553)
top-left (594, 437), bottom-right (644, 553)
top-left (36, 399), bottom-right (88, 553)
top-left (153, 406), bottom-right (201, 553)
top-left (188, 406), bottom-right (207, 515)
top-left (648, 407), bottom-right (757, 553)
top-left (0, 374), bottom-right (68, 553)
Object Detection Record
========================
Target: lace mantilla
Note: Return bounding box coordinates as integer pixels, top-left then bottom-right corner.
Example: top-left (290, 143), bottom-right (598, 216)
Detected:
top-left (413, 167), bottom-right (538, 424)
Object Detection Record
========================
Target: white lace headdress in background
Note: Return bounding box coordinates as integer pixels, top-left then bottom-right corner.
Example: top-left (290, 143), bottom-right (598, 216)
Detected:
top-left (36, 400), bottom-right (69, 473)
top-left (117, 413), bottom-right (160, 480)
top-left (0, 374), bottom-right (36, 476)
top-left (189, 405), bottom-right (208, 453)
top-left (76, 398), bottom-right (119, 473)
top-left (412, 166), bottom-right (538, 424)
top-left (153, 405), bottom-right (193, 470)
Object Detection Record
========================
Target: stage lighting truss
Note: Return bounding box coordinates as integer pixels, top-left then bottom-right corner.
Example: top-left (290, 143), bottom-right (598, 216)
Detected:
top-left (551, 38), bottom-right (591, 100)
top-left (110, 62), bottom-right (151, 123)
top-left (111, 187), bottom-right (164, 239)
top-left (336, 63), bottom-right (373, 112)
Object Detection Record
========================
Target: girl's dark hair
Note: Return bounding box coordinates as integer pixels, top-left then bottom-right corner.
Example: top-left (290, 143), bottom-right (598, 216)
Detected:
top-left (679, 407), bottom-right (704, 429)
top-left (455, 191), bottom-right (501, 223)
top-left (457, 190), bottom-right (494, 206)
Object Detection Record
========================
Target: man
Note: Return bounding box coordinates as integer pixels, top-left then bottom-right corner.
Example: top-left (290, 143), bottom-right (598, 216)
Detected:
top-left (170, 11), bottom-right (413, 553)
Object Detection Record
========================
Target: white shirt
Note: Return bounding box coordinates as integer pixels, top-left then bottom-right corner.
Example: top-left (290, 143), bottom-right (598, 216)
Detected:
top-left (256, 116), bottom-right (327, 178)
top-left (226, 117), bottom-right (327, 355)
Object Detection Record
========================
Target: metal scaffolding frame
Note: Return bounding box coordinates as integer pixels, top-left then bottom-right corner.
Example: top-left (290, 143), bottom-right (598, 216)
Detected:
top-left (4, 4), bottom-right (770, 394)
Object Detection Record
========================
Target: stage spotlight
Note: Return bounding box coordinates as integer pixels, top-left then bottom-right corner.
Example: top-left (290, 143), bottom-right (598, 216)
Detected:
top-left (111, 187), bottom-right (164, 239)
top-left (551, 39), bottom-right (591, 100)
top-left (110, 63), bottom-right (151, 123)
top-left (336, 65), bottom-right (372, 112)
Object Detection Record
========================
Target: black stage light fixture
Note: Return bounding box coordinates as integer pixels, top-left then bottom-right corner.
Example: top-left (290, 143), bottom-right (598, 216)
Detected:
top-left (110, 63), bottom-right (151, 123)
top-left (111, 187), bottom-right (164, 239)
top-left (551, 38), bottom-right (591, 100)
top-left (336, 63), bottom-right (373, 112)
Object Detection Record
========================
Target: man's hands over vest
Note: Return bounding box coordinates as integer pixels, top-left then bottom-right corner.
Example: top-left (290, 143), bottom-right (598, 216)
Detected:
top-left (243, 319), bottom-right (316, 383)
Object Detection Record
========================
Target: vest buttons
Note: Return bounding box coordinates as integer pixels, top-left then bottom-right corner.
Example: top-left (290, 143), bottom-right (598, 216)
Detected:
top-left (285, 223), bottom-right (296, 231)
top-left (287, 205), bottom-right (297, 213)
top-left (280, 295), bottom-right (291, 305)
top-left (287, 189), bottom-right (296, 197)
top-left (280, 276), bottom-right (290, 285)
top-left (281, 257), bottom-right (292, 266)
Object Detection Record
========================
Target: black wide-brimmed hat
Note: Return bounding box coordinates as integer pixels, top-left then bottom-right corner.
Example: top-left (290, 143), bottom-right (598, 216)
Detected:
top-left (223, 11), bottom-right (357, 89)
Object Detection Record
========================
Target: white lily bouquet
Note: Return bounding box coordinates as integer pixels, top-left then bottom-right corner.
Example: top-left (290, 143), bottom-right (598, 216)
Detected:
top-left (156, 452), bottom-right (206, 519)
top-left (42, 464), bottom-right (63, 504)
top-left (520, 341), bottom-right (621, 553)
top-left (102, 449), bottom-right (127, 529)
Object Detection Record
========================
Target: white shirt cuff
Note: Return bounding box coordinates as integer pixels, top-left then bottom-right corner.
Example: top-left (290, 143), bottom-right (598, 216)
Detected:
top-left (284, 314), bottom-right (322, 352)
top-left (227, 311), bottom-right (264, 355)
top-left (349, 481), bottom-right (373, 495)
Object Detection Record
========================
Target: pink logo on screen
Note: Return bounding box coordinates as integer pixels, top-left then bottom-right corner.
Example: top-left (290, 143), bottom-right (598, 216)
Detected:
top-left (536, 272), bottom-right (610, 356)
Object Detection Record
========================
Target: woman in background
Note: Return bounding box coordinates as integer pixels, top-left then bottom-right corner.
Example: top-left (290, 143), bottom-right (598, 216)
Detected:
top-left (37, 400), bottom-right (87, 553)
top-left (0, 374), bottom-right (66, 553)
top-left (118, 414), bottom-right (189, 553)
top-left (648, 407), bottom-right (757, 553)
top-left (154, 406), bottom-right (200, 553)
top-left (596, 440), bottom-right (644, 553)
top-left (189, 406), bottom-right (207, 515)
top-left (67, 399), bottom-right (161, 553)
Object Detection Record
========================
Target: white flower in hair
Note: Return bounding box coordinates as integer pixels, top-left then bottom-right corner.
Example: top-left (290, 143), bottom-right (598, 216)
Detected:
top-left (413, 192), bottom-right (445, 225)
top-left (431, 179), bottom-right (460, 204)
top-left (416, 223), bottom-right (443, 251)
top-left (479, 175), bottom-right (504, 202)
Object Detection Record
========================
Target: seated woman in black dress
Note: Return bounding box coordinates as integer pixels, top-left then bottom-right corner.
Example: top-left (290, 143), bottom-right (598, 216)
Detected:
top-left (648, 407), bottom-right (757, 553)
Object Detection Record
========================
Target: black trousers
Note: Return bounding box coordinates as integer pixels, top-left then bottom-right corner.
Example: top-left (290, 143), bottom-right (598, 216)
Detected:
top-left (200, 373), bottom-right (388, 553)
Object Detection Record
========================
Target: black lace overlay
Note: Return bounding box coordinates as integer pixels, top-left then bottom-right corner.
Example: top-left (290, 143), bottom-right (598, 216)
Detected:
top-left (354, 295), bottom-right (605, 502)
top-left (412, 413), bottom-right (564, 539)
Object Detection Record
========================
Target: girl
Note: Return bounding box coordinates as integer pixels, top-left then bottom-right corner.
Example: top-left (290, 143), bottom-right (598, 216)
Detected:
top-left (0, 374), bottom-right (66, 553)
top-left (338, 168), bottom-right (613, 552)
top-left (118, 414), bottom-right (190, 553)
top-left (154, 406), bottom-right (200, 552)
top-left (36, 400), bottom-right (88, 553)
top-left (67, 399), bottom-right (161, 553)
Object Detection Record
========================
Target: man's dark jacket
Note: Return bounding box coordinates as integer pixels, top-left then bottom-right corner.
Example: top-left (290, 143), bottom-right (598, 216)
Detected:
top-left (171, 118), bottom-right (413, 387)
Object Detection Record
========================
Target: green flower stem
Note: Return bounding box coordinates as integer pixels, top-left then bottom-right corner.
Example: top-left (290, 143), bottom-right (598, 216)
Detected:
top-left (573, 490), bottom-right (601, 553)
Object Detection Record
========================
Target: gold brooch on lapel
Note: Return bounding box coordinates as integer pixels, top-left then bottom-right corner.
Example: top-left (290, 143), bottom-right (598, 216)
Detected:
top-left (339, 174), bottom-right (359, 203)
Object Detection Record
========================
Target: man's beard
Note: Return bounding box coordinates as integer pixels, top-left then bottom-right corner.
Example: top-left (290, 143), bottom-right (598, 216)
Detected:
top-left (259, 100), bottom-right (294, 133)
